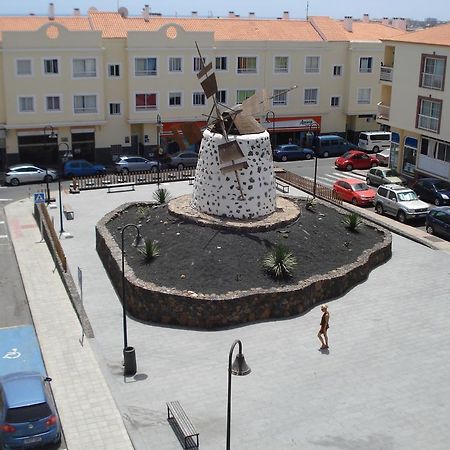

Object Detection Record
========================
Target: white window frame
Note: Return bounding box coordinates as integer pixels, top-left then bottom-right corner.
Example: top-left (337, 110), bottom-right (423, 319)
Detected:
top-left (330, 96), bottom-right (341, 108)
top-left (359, 57), bottom-right (373, 73)
top-left (134, 92), bottom-right (158, 112)
top-left (16, 58), bottom-right (33, 77)
top-left (236, 89), bottom-right (256, 104)
top-left (18, 96), bottom-right (35, 113)
top-left (168, 57), bottom-right (183, 73)
top-left (134, 57), bottom-right (158, 77)
top-left (417, 98), bottom-right (441, 132)
top-left (216, 89), bottom-right (227, 104)
top-left (42, 58), bottom-right (60, 76)
top-left (421, 55), bottom-right (446, 90)
top-left (73, 94), bottom-right (98, 114)
top-left (215, 56), bottom-right (228, 71)
top-left (272, 88), bottom-right (288, 106)
top-left (274, 56), bottom-right (289, 74)
top-left (192, 91), bottom-right (206, 106)
top-left (193, 56), bottom-right (206, 73)
top-left (168, 92), bottom-right (183, 108)
top-left (357, 88), bottom-right (371, 105)
top-left (305, 56), bottom-right (320, 74)
top-left (332, 65), bottom-right (343, 77)
top-left (45, 95), bottom-right (62, 113)
top-left (237, 56), bottom-right (258, 74)
top-left (303, 88), bottom-right (319, 105)
top-left (108, 102), bottom-right (122, 116)
top-left (72, 57), bottom-right (97, 78)
top-left (107, 63), bottom-right (121, 78)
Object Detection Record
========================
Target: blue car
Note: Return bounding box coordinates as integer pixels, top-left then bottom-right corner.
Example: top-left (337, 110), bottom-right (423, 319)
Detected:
top-left (63, 159), bottom-right (106, 178)
top-left (0, 372), bottom-right (61, 449)
top-left (425, 207), bottom-right (450, 240)
top-left (273, 144), bottom-right (315, 162)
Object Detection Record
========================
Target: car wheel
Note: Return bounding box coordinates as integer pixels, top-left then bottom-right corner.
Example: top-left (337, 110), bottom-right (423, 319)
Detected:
top-left (281, 155), bottom-right (288, 162)
top-left (121, 168), bottom-right (129, 175)
top-left (434, 197), bottom-right (442, 206)
top-left (426, 224), bottom-right (434, 235)
top-left (177, 163), bottom-right (184, 170)
top-left (366, 177), bottom-right (371, 185)
top-left (323, 151), bottom-right (329, 158)
top-left (43, 174), bottom-right (53, 183)
top-left (150, 166), bottom-right (158, 173)
top-left (345, 164), bottom-right (353, 171)
top-left (375, 203), bottom-right (384, 215)
top-left (371, 161), bottom-right (378, 168)
top-left (9, 178), bottom-right (20, 186)
top-left (351, 197), bottom-right (358, 205)
top-left (397, 210), bottom-right (407, 223)
top-left (305, 153), bottom-right (312, 160)
top-left (373, 146), bottom-right (380, 153)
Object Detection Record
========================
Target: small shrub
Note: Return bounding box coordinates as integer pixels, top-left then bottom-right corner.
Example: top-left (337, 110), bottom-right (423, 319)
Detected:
top-left (153, 187), bottom-right (171, 205)
top-left (136, 205), bottom-right (150, 220)
top-left (342, 212), bottom-right (363, 232)
top-left (139, 239), bottom-right (160, 262)
top-left (262, 243), bottom-right (297, 279)
top-left (305, 196), bottom-right (316, 211)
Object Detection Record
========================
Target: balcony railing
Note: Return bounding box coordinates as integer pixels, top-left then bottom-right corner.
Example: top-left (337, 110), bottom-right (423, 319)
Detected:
top-left (380, 66), bottom-right (393, 82)
top-left (377, 102), bottom-right (390, 120)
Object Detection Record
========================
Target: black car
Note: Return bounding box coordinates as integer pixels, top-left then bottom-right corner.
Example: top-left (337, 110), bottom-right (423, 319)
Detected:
top-left (425, 207), bottom-right (450, 240)
top-left (412, 178), bottom-right (450, 206)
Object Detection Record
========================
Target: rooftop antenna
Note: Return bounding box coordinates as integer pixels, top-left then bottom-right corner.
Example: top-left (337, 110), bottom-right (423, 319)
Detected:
top-left (306, 1), bottom-right (309, 20)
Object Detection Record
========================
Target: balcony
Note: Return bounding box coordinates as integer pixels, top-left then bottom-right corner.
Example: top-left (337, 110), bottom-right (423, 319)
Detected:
top-left (377, 102), bottom-right (390, 121)
top-left (380, 65), bottom-right (393, 82)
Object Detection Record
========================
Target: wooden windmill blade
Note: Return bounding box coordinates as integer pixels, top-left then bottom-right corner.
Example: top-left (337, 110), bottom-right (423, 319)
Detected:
top-left (200, 73), bottom-right (218, 99)
top-left (241, 91), bottom-right (264, 116)
top-left (233, 112), bottom-right (265, 135)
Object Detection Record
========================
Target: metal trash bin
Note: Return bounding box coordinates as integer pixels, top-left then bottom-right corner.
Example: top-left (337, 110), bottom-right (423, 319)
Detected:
top-left (123, 346), bottom-right (137, 376)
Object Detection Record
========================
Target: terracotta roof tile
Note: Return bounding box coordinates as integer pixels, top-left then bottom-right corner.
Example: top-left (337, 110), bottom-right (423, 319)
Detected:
top-left (383, 22), bottom-right (450, 46)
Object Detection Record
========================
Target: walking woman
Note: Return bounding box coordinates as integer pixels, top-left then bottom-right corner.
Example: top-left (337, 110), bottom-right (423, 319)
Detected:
top-left (318, 305), bottom-right (330, 349)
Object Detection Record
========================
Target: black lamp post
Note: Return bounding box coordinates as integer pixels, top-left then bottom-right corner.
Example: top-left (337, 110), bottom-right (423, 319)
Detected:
top-left (265, 111), bottom-right (276, 149)
top-left (121, 224), bottom-right (144, 377)
top-left (43, 125), bottom-right (57, 204)
top-left (57, 142), bottom-right (70, 235)
top-left (156, 114), bottom-right (162, 188)
top-left (226, 339), bottom-right (251, 450)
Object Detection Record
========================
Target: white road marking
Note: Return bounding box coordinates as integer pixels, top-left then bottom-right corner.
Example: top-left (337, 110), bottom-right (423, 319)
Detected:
top-left (0, 199), bottom-right (13, 202)
top-left (0, 235), bottom-right (8, 239)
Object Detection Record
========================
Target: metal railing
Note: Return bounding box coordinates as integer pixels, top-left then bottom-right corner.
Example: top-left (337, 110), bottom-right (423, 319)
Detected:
top-left (377, 102), bottom-right (391, 121)
top-left (380, 66), bottom-right (393, 82)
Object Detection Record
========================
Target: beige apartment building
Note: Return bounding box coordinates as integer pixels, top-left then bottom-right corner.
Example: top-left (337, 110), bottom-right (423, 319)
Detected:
top-left (0, 6), bottom-right (406, 168)
top-left (379, 23), bottom-right (450, 182)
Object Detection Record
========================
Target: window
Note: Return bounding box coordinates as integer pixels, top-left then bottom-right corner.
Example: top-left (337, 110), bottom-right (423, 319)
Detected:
top-left (305, 56), bottom-right (320, 73)
top-left (109, 103), bottom-right (121, 115)
top-left (304, 88), bottom-right (318, 105)
top-left (333, 65), bottom-right (343, 77)
top-left (357, 88), bottom-right (371, 104)
top-left (417, 97), bottom-right (442, 132)
top-left (73, 95), bottom-right (97, 113)
top-left (420, 55), bottom-right (446, 90)
top-left (273, 89), bottom-right (287, 106)
top-left (193, 57), bottom-right (205, 72)
top-left (421, 138), bottom-right (450, 162)
top-left (44, 59), bottom-right (59, 75)
top-left (169, 92), bottom-right (182, 107)
top-left (236, 90), bottom-right (256, 104)
top-left (216, 90), bottom-right (227, 103)
top-left (46, 96), bottom-right (61, 111)
top-left (108, 64), bottom-right (120, 77)
top-left (16, 59), bottom-right (32, 76)
top-left (192, 92), bottom-right (205, 106)
top-left (73, 58), bottom-right (96, 77)
top-left (237, 57), bottom-right (257, 74)
top-left (135, 57), bottom-right (157, 76)
top-left (135, 93), bottom-right (157, 110)
top-left (215, 57), bottom-right (227, 71)
top-left (359, 57), bottom-right (373, 73)
top-left (169, 57), bottom-right (182, 72)
top-left (18, 96), bottom-right (34, 112)
top-left (331, 96), bottom-right (340, 107)
top-left (274, 56), bottom-right (289, 73)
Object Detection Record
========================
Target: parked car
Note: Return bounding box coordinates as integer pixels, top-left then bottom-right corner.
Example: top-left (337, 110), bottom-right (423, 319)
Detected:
top-left (5, 164), bottom-right (58, 186)
top-left (375, 184), bottom-right (429, 223)
top-left (366, 167), bottom-right (406, 187)
top-left (168, 152), bottom-right (199, 170)
top-left (358, 131), bottom-right (391, 153)
top-left (425, 207), bottom-right (450, 240)
top-left (272, 144), bottom-right (315, 162)
top-left (335, 150), bottom-right (378, 171)
top-left (332, 178), bottom-right (376, 206)
top-left (115, 155), bottom-right (159, 174)
top-left (375, 148), bottom-right (390, 166)
top-left (310, 135), bottom-right (356, 158)
top-left (412, 177), bottom-right (450, 206)
top-left (63, 159), bottom-right (106, 178)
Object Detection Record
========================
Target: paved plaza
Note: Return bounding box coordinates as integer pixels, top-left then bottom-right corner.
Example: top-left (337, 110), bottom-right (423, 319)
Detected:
top-left (5, 181), bottom-right (450, 450)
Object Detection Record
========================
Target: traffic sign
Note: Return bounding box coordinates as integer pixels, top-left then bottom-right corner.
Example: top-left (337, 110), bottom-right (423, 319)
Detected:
top-left (34, 192), bottom-right (46, 204)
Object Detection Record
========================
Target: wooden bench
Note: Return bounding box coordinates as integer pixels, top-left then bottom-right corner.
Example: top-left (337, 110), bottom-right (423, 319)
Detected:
top-left (107, 183), bottom-right (135, 193)
top-left (167, 401), bottom-right (199, 449)
top-left (276, 180), bottom-right (290, 193)
top-left (63, 204), bottom-right (74, 220)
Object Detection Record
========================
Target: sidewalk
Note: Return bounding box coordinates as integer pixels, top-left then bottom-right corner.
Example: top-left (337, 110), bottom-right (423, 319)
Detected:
top-left (5, 199), bottom-right (133, 450)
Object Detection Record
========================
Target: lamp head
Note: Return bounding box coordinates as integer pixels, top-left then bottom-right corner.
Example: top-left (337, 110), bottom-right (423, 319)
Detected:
top-left (132, 233), bottom-right (145, 248)
top-left (231, 353), bottom-right (251, 376)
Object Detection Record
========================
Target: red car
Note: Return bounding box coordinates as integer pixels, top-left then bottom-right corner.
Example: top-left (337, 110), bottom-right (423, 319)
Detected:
top-left (333, 178), bottom-right (376, 206)
top-left (335, 150), bottom-right (379, 171)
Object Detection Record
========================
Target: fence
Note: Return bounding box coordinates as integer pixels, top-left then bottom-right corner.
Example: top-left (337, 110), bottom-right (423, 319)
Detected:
top-left (72, 168), bottom-right (195, 191)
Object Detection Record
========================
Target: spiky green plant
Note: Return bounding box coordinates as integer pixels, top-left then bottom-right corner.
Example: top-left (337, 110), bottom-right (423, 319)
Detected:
top-left (139, 239), bottom-right (160, 262)
top-left (342, 212), bottom-right (363, 232)
top-left (262, 243), bottom-right (297, 279)
top-left (152, 187), bottom-right (171, 205)
top-left (305, 196), bottom-right (316, 211)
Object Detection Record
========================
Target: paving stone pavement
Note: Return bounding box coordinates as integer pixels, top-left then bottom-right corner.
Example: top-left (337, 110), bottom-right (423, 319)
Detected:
top-left (5, 181), bottom-right (450, 450)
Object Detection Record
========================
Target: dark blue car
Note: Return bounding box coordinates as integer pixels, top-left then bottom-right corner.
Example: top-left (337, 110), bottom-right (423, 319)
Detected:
top-left (273, 144), bottom-right (315, 162)
top-left (63, 159), bottom-right (106, 178)
top-left (426, 207), bottom-right (450, 240)
top-left (412, 178), bottom-right (450, 206)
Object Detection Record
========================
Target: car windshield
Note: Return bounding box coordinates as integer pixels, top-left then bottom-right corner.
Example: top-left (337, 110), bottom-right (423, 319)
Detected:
top-left (342, 152), bottom-right (352, 158)
top-left (385, 170), bottom-right (398, 177)
top-left (5, 403), bottom-right (52, 423)
top-left (434, 180), bottom-right (450, 191)
top-left (397, 191), bottom-right (418, 201)
top-left (352, 183), bottom-right (370, 192)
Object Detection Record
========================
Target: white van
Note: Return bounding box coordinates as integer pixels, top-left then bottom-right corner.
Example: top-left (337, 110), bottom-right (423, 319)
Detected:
top-left (358, 131), bottom-right (391, 153)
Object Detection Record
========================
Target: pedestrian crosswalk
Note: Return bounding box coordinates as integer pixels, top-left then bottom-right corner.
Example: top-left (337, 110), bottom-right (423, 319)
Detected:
top-left (302, 170), bottom-right (367, 188)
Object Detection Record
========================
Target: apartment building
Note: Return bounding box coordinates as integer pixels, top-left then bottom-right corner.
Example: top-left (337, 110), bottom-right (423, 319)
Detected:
top-left (379, 23), bottom-right (450, 182)
top-left (0, 6), bottom-right (406, 168)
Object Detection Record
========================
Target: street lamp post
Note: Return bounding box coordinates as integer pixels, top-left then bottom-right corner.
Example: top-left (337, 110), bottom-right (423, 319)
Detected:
top-left (121, 224), bottom-right (144, 377)
top-left (226, 339), bottom-right (251, 450)
top-left (156, 114), bottom-right (162, 188)
top-left (57, 142), bottom-right (70, 235)
top-left (43, 125), bottom-right (57, 205)
top-left (265, 111), bottom-right (276, 149)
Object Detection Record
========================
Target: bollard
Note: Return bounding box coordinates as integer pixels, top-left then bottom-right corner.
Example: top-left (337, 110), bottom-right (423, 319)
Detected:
top-left (123, 346), bottom-right (137, 376)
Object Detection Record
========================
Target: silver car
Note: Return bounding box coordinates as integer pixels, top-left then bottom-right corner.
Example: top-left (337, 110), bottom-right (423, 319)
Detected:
top-left (366, 167), bottom-right (405, 187)
top-left (5, 164), bottom-right (58, 186)
top-left (169, 152), bottom-right (199, 170)
top-left (115, 156), bottom-right (158, 174)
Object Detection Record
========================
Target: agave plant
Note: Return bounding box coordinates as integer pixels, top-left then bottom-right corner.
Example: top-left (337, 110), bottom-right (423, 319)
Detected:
top-left (262, 243), bottom-right (297, 279)
top-left (342, 212), bottom-right (363, 232)
top-left (152, 187), bottom-right (171, 205)
top-left (139, 239), bottom-right (160, 262)
top-left (305, 196), bottom-right (316, 211)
